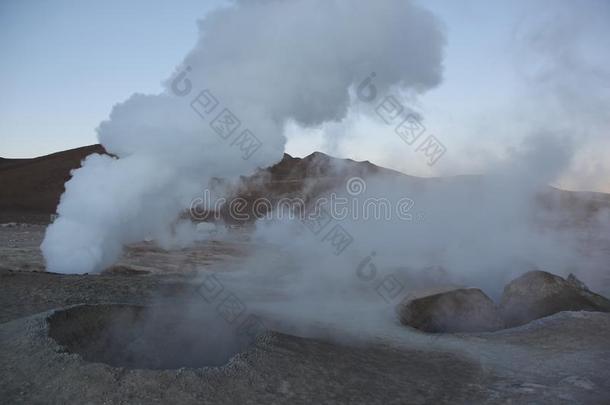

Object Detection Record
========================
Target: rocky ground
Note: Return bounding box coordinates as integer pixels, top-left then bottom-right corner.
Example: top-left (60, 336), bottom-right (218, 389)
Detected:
top-left (1, 224), bottom-right (609, 404)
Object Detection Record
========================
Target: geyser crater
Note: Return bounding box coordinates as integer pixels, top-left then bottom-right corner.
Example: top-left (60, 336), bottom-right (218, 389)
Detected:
top-left (48, 304), bottom-right (255, 370)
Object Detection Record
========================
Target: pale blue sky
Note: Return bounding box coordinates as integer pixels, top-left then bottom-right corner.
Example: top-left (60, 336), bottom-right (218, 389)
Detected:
top-left (0, 0), bottom-right (518, 158)
top-left (0, 0), bottom-right (225, 157)
top-left (1, 0), bottom-right (608, 191)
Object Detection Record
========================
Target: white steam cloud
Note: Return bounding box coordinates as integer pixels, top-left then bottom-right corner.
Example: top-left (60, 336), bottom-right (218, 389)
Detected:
top-left (42, 0), bottom-right (446, 274)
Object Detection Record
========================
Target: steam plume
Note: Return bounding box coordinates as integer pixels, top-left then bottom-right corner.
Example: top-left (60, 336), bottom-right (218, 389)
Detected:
top-left (42, 0), bottom-right (446, 274)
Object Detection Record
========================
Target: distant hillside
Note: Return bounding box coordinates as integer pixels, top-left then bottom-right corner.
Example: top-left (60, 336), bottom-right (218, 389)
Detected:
top-left (0, 145), bottom-right (106, 222)
top-left (1, 144), bottom-right (609, 226)
top-left (230, 151), bottom-right (425, 202)
top-left (0, 157), bottom-right (29, 171)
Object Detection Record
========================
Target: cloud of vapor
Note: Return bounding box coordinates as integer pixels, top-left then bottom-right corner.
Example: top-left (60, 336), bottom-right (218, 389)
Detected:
top-left (227, 133), bottom-right (608, 338)
top-left (512, 0), bottom-right (610, 192)
top-left (287, 0), bottom-right (610, 194)
top-left (41, 0), bottom-right (446, 274)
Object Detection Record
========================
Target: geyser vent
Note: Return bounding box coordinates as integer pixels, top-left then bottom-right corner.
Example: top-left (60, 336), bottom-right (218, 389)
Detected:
top-left (48, 304), bottom-right (254, 370)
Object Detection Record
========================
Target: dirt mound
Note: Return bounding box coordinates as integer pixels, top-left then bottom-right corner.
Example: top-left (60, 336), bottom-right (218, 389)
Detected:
top-left (210, 151), bottom-right (422, 224)
top-left (398, 288), bottom-right (504, 333)
top-left (500, 271), bottom-right (610, 328)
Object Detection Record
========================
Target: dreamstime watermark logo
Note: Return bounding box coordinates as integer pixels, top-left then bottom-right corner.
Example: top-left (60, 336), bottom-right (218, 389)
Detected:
top-left (301, 205), bottom-right (354, 256)
top-left (354, 251), bottom-right (406, 303)
top-left (170, 65), bottom-right (262, 160)
top-left (190, 177), bottom-right (421, 223)
top-left (346, 176), bottom-right (366, 196)
top-left (357, 72), bottom-right (447, 166)
top-left (179, 257), bottom-right (266, 342)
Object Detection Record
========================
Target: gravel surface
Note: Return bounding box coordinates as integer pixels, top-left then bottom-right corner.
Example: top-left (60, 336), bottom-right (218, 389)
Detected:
top-left (1, 224), bottom-right (609, 404)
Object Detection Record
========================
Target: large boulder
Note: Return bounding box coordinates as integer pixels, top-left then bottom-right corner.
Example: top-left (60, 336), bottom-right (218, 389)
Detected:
top-left (398, 288), bottom-right (504, 333)
top-left (500, 271), bottom-right (610, 328)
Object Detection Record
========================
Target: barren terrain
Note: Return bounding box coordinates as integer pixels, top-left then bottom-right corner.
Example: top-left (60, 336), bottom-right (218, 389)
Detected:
top-left (1, 223), bottom-right (609, 404)
top-left (1, 147), bottom-right (610, 403)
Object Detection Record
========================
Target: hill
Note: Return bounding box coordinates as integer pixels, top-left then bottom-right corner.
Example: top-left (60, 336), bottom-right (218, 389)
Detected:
top-left (0, 145), bottom-right (106, 223)
top-left (1, 144), bottom-right (609, 226)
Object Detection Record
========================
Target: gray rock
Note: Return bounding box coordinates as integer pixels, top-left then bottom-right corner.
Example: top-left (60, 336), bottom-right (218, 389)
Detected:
top-left (398, 288), bottom-right (504, 333)
top-left (566, 273), bottom-right (589, 291)
top-left (500, 270), bottom-right (610, 328)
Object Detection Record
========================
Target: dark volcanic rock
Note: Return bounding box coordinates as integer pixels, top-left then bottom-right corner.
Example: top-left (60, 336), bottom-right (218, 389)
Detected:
top-left (398, 288), bottom-right (504, 333)
top-left (500, 270), bottom-right (610, 328)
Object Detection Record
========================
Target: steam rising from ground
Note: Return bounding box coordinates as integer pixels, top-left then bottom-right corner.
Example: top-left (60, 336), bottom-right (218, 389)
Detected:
top-left (223, 135), bottom-right (609, 336)
top-left (40, 0), bottom-right (610, 340)
top-left (42, 0), bottom-right (445, 274)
